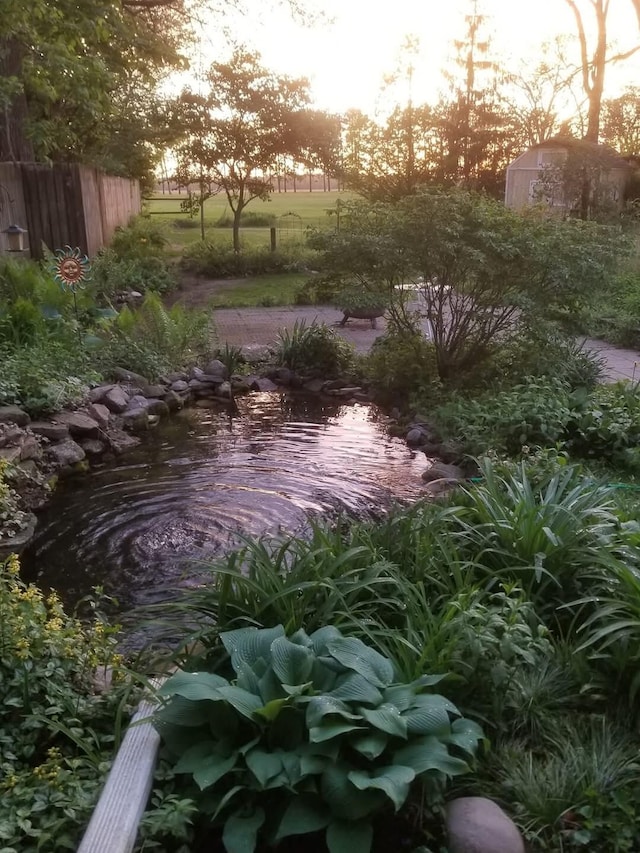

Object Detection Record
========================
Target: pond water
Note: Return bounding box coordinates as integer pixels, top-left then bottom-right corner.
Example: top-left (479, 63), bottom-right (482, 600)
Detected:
top-left (21, 393), bottom-right (427, 613)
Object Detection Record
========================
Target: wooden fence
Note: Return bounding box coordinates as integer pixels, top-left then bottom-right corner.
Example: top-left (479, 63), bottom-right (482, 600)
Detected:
top-left (0, 162), bottom-right (140, 259)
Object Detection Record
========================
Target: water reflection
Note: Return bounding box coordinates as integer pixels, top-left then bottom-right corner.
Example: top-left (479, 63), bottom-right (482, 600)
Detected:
top-left (21, 393), bottom-right (425, 611)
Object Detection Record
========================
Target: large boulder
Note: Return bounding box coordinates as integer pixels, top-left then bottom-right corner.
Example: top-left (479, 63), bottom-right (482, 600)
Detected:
top-left (103, 385), bottom-right (130, 414)
top-left (47, 439), bottom-right (86, 467)
top-left (87, 403), bottom-right (110, 430)
top-left (250, 377), bottom-right (278, 392)
top-left (52, 411), bottom-right (102, 439)
top-left (170, 380), bottom-right (189, 393)
top-left (422, 462), bottom-right (465, 484)
top-left (163, 390), bottom-right (184, 412)
top-left (113, 367), bottom-right (150, 387)
top-left (107, 429), bottom-right (141, 455)
top-left (0, 406), bottom-right (30, 427)
top-left (204, 359), bottom-right (228, 379)
top-left (121, 408), bottom-right (149, 432)
top-left (29, 421), bottom-right (70, 442)
top-left (446, 797), bottom-right (525, 853)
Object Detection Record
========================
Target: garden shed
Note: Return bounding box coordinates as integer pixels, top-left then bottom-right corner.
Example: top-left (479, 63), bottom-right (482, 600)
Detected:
top-left (504, 137), bottom-right (631, 217)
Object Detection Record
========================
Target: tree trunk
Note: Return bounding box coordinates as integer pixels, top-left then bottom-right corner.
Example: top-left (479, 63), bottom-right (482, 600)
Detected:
top-left (0, 38), bottom-right (35, 161)
top-left (232, 207), bottom-right (241, 252)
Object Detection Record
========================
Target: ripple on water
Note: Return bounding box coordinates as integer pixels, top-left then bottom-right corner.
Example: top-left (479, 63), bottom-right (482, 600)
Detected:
top-left (21, 395), bottom-right (426, 610)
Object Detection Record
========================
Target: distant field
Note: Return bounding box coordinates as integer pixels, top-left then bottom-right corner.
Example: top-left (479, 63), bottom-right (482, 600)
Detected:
top-left (144, 190), bottom-right (355, 252)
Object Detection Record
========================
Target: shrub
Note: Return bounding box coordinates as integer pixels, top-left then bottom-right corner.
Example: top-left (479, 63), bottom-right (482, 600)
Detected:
top-left (0, 459), bottom-right (28, 542)
top-left (181, 242), bottom-right (317, 278)
top-left (273, 319), bottom-right (354, 378)
top-left (110, 215), bottom-right (169, 259)
top-left (155, 624), bottom-right (483, 853)
top-left (567, 382), bottom-right (640, 468)
top-left (0, 555), bottom-right (132, 851)
top-left (364, 326), bottom-right (441, 406)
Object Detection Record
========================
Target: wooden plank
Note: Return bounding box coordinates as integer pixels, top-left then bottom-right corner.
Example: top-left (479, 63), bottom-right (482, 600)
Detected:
top-left (20, 164), bottom-right (45, 259)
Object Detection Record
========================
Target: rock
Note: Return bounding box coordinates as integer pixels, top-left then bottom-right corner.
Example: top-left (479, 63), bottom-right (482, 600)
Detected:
top-left (303, 378), bottom-right (326, 394)
top-left (164, 390), bottom-right (184, 412)
top-left (132, 396), bottom-right (170, 417)
top-left (52, 411), bottom-right (101, 438)
top-left (0, 446), bottom-right (21, 464)
top-left (103, 385), bottom-right (130, 413)
top-left (143, 384), bottom-right (167, 398)
top-left (107, 429), bottom-right (141, 455)
top-left (29, 421), bottom-right (70, 442)
top-left (408, 422), bottom-right (439, 444)
top-left (189, 366), bottom-right (204, 380)
top-left (0, 405), bottom-right (30, 427)
top-left (19, 436), bottom-right (42, 462)
top-left (167, 371), bottom-right (188, 383)
top-left (81, 439), bottom-right (107, 458)
top-left (188, 378), bottom-right (215, 393)
top-left (241, 344), bottom-right (271, 364)
top-left (88, 384), bottom-right (114, 403)
top-left (113, 367), bottom-right (150, 387)
top-left (121, 408), bottom-right (149, 432)
top-left (87, 403), bottom-right (110, 430)
top-left (446, 797), bottom-right (525, 853)
top-left (272, 367), bottom-right (293, 386)
top-left (230, 378), bottom-right (251, 394)
top-left (0, 423), bottom-right (25, 447)
top-left (422, 462), bottom-right (465, 484)
top-left (438, 440), bottom-right (464, 464)
top-left (390, 407), bottom-right (401, 420)
top-left (171, 380), bottom-right (189, 393)
top-left (147, 414), bottom-right (161, 428)
top-left (47, 439), bottom-right (86, 467)
top-left (406, 428), bottom-right (425, 446)
top-left (0, 513), bottom-right (38, 559)
top-left (250, 377), bottom-right (278, 392)
top-left (204, 359), bottom-right (228, 379)
top-left (325, 386), bottom-right (362, 397)
top-left (216, 381), bottom-right (232, 399)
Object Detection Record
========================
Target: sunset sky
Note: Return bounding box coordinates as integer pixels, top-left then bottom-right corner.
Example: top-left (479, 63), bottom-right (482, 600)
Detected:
top-left (192, 0), bottom-right (640, 116)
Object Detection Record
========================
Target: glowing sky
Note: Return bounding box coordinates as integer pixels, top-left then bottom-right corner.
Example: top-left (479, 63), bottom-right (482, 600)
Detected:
top-left (192, 0), bottom-right (640, 115)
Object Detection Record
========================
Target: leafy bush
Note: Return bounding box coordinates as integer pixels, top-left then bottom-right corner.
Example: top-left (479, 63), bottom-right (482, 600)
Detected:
top-left (364, 326), bottom-right (441, 406)
top-left (97, 292), bottom-right (212, 380)
top-left (273, 319), bottom-right (354, 378)
top-left (155, 624), bottom-right (483, 853)
top-left (0, 555), bottom-right (133, 851)
top-left (0, 459), bottom-right (28, 542)
top-left (433, 377), bottom-right (574, 456)
top-left (567, 382), bottom-right (640, 468)
top-left (0, 339), bottom-right (99, 416)
top-left (181, 241), bottom-right (318, 278)
top-left (110, 215), bottom-right (169, 259)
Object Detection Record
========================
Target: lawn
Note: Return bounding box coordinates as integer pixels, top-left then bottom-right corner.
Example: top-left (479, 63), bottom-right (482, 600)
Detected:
top-left (170, 272), bottom-right (312, 309)
top-left (145, 190), bottom-right (354, 253)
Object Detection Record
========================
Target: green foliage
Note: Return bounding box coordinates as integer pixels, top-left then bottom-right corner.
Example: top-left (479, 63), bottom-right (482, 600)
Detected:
top-left (274, 319), bottom-right (354, 378)
top-left (155, 624), bottom-right (483, 853)
top-left (363, 326), bottom-right (441, 406)
top-left (0, 459), bottom-right (28, 542)
top-left (216, 211), bottom-right (276, 228)
top-left (0, 339), bottom-right (99, 416)
top-left (181, 241), bottom-right (317, 278)
top-left (90, 218), bottom-right (176, 300)
top-left (97, 292), bottom-right (212, 380)
top-left (0, 555), bottom-right (133, 852)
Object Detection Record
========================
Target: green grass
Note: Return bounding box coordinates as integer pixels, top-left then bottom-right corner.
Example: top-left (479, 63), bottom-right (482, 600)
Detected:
top-left (203, 273), bottom-right (310, 308)
top-left (144, 191), bottom-right (354, 253)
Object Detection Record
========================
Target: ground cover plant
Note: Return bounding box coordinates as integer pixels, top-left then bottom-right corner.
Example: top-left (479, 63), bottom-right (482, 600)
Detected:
top-left (0, 555), bottom-right (135, 852)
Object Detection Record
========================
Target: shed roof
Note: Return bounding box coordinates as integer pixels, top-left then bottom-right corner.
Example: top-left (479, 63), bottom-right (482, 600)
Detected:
top-left (527, 136), bottom-right (631, 170)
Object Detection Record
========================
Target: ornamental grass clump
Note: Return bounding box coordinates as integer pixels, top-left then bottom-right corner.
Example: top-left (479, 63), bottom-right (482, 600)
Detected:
top-left (155, 624), bottom-right (484, 853)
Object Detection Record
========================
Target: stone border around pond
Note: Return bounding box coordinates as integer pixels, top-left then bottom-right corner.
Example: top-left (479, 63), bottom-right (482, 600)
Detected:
top-left (0, 351), bottom-right (467, 555)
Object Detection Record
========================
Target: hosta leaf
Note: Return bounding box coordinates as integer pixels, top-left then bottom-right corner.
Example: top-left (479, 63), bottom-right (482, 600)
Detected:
top-left (258, 667), bottom-right (286, 704)
top-left (330, 673), bottom-right (384, 706)
top-left (289, 628), bottom-right (313, 647)
top-left (321, 764), bottom-right (384, 820)
top-left (326, 820), bottom-right (373, 853)
top-left (222, 808), bottom-right (265, 853)
top-left (382, 685), bottom-right (415, 712)
top-left (245, 749), bottom-right (284, 788)
top-left (360, 704), bottom-right (407, 738)
top-left (276, 796), bottom-right (330, 840)
top-left (193, 752), bottom-right (238, 791)
top-left (216, 686), bottom-right (263, 720)
top-left (222, 625), bottom-right (285, 672)
top-left (309, 626), bottom-right (344, 655)
top-left (402, 697), bottom-right (451, 736)
top-left (444, 718), bottom-right (485, 754)
top-left (311, 659), bottom-right (340, 692)
top-left (306, 696), bottom-right (362, 729)
top-left (350, 731), bottom-right (388, 760)
top-left (327, 638), bottom-right (394, 688)
top-left (158, 671), bottom-right (228, 701)
top-left (393, 735), bottom-right (469, 777)
top-left (156, 695), bottom-right (213, 728)
top-left (348, 766), bottom-right (415, 812)
top-left (270, 635), bottom-right (315, 686)
top-left (235, 660), bottom-right (262, 695)
top-left (309, 721), bottom-right (365, 743)
top-left (411, 673), bottom-right (446, 690)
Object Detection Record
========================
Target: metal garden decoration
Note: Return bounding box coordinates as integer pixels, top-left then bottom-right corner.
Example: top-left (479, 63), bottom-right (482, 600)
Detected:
top-left (51, 246), bottom-right (91, 333)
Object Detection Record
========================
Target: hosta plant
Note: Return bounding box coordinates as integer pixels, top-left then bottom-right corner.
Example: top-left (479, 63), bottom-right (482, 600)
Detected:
top-left (155, 625), bottom-right (483, 853)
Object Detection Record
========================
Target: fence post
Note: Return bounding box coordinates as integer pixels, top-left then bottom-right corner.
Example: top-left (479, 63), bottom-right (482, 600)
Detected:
top-left (270, 226), bottom-right (277, 252)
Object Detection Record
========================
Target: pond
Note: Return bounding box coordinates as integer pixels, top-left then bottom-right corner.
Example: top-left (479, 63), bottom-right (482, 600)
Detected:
top-left (21, 393), bottom-right (427, 614)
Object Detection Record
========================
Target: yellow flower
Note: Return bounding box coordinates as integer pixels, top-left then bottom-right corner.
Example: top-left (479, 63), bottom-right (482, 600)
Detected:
top-left (5, 554), bottom-right (20, 576)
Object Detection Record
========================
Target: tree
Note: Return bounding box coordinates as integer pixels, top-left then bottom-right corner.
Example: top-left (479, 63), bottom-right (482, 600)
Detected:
top-left (563, 0), bottom-right (640, 143)
top-left (172, 48), bottom-right (311, 252)
top-left (601, 87), bottom-right (640, 154)
top-left (0, 0), bottom-right (186, 177)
